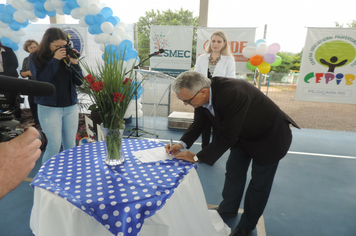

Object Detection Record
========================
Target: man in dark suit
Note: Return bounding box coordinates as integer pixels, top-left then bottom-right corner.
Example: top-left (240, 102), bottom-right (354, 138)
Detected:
top-left (0, 42), bottom-right (21, 119)
top-left (0, 42), bottom-right (19, 78)
top-left (166, 71), bottom-right (299, 236)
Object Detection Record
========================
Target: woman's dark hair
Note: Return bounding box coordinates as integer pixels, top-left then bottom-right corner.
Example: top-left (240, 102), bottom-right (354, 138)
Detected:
top-left (32, 27), bottom-right (68, 67)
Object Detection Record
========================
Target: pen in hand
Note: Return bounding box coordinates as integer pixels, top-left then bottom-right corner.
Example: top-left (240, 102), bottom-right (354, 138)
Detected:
top-left (169, 138), bottom-right (173, 155)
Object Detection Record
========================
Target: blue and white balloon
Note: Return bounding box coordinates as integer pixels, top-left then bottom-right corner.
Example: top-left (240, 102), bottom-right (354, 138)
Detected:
top-left (88, 3), bottom-right (100, 15)
top-left (101, 21), bottom-right (113, 34)
top-left (79, 17), bottom-right (88, 27)
top-left (14, 10), bottom-right (28, 23)
top-left (0, 0), bottom-right (134, 56)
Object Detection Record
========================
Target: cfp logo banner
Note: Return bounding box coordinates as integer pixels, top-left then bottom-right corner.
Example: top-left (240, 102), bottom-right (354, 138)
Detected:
top-left (305, 38), bottom-right (356, 86)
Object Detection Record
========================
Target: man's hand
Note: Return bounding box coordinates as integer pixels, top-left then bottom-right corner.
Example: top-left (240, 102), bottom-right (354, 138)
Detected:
top-left (165, 143), bottom-right (183, 155)
top-left (174, 150), bottom-right (197, 163)
top-left (0, 127), bottom-right (42, 199)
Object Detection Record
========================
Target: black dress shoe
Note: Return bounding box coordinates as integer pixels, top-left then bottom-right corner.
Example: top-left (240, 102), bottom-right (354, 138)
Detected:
top-left (230, 227), bottom-right (251, 236)
top-left (210, 206), bottom-right (237, 217)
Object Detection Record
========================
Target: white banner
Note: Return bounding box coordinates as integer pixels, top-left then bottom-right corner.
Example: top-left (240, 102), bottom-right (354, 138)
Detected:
top-left (150, 26), bottom-right (194, 77)
top-left (196, 27), bottom-right (256, 74)
top-left (295, 27), bottom-right (356, 104)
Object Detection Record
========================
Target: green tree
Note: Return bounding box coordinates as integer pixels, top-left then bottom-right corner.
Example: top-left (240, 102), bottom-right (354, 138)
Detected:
top-left (290, 52), bottom-right (302, 71)
top-left (271, 52), bottom-right (293, 73)
top-left (136, 8), bottom-right (199, 67)
top-left (270, 52), bottom-right (302, 73)
top-left (335, 20), bottom-right (356, 28)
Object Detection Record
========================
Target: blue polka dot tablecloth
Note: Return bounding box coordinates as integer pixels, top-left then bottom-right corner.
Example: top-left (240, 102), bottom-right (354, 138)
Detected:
top-left (31, 139), bottom-right (196, 236)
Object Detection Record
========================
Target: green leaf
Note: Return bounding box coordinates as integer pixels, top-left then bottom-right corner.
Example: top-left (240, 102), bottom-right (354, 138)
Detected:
top-left (76, 46), bottom-right (146, 130)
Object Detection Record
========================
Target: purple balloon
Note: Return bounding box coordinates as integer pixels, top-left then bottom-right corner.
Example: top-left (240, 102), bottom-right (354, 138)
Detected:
top-left (268, 43), bottom-right (280, 54)
top-left (263, 53), bottom-right (277, 64)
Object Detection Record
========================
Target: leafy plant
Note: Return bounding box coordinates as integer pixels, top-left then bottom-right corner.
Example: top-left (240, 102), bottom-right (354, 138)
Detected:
top-left (77, 47), bottom-right (142, 130)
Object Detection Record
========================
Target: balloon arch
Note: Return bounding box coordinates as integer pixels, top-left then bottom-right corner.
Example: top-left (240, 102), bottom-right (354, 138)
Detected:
top-left (0, 0), bottom-right (144, 118)
top-left (0, 0), bottom-right (138, 63)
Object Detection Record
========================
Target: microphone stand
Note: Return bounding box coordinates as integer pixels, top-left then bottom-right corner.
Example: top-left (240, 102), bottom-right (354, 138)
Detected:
top-left (126, 54), bottom-right (158, 139)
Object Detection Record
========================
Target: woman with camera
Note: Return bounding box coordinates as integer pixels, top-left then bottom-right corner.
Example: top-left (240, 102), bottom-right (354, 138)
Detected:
top-left (29, 27), bottom-right (83, 164)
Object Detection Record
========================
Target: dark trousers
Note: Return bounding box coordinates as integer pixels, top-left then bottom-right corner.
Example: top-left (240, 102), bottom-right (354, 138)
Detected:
top-left (219, 145), bottom-right (279, 230)
top-left (28, 95), bottom-right (39, 124)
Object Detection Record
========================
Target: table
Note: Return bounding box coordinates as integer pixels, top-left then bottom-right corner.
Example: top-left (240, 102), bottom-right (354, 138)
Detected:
top-left (30, 139), bottom-right (230, 236)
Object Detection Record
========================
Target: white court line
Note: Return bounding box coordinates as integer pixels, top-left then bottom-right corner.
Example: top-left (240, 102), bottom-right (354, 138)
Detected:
top-left (287, 151), bottom-right (356, 160)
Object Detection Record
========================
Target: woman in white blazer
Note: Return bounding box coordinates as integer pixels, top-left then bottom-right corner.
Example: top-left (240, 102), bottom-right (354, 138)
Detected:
top-left (194, 30), bottom-right (236, 79)
top-left (194, 30), bottom-right (236, 148)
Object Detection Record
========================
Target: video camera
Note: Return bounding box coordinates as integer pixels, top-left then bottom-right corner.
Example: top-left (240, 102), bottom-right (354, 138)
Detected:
top-left (0, 124), bottom-right (48, 151)
top-left (0, 76), bottom-right (55, 151)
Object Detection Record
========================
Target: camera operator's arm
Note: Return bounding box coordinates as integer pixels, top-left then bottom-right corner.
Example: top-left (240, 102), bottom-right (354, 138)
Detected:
top-left (0, 127), bottom-right (41, 200)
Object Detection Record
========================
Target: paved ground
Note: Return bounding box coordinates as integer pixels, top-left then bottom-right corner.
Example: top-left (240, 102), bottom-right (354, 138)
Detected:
top-left (169, 84), bottom-right (356, 132)
top-left (16, 84), bottom-right (355, 133)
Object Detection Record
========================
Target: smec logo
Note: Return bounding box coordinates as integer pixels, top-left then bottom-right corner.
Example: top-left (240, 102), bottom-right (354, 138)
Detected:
top-left (151, 32), bottom-right (191, 58)
top-left (161, 50), bottom-right (190, 58)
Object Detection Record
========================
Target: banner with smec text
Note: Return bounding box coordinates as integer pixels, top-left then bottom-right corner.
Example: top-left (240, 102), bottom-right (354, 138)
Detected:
top-left (196, 27), bottom-right (256, 74)
top-left (295, 27), bottom-right (356, 104)
top-left (150, 25), bottom-right (194, 77)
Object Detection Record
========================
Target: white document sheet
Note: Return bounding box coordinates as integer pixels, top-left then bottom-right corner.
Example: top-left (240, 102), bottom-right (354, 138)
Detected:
top-left (132, 147), bottom-right (174, 163)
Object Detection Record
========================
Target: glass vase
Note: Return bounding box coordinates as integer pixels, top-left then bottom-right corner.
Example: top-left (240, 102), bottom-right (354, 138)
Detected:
top-left (101, 125), bottom-right (125, 166)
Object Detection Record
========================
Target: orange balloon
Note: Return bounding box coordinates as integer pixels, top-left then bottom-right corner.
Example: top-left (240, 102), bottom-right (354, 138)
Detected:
top-left (250, 55), bottom-right (263, 66)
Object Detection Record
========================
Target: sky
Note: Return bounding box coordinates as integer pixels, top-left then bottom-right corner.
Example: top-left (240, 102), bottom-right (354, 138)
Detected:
top-left (27, 0), bottom-right (356, 53)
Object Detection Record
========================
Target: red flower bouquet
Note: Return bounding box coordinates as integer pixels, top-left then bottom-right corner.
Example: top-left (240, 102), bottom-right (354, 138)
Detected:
top-left (77, 47), bottom-right (143, 165)
top-left (78, 48), bottom-right (142, 130)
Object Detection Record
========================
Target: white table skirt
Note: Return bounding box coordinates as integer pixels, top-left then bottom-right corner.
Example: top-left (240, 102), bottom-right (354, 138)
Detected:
top-left (30, 168), bottom-right (231, 236)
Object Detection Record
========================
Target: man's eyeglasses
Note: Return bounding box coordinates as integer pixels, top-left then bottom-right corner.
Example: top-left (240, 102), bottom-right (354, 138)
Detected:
top-left (180, 88), bottom-right (203, 105)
